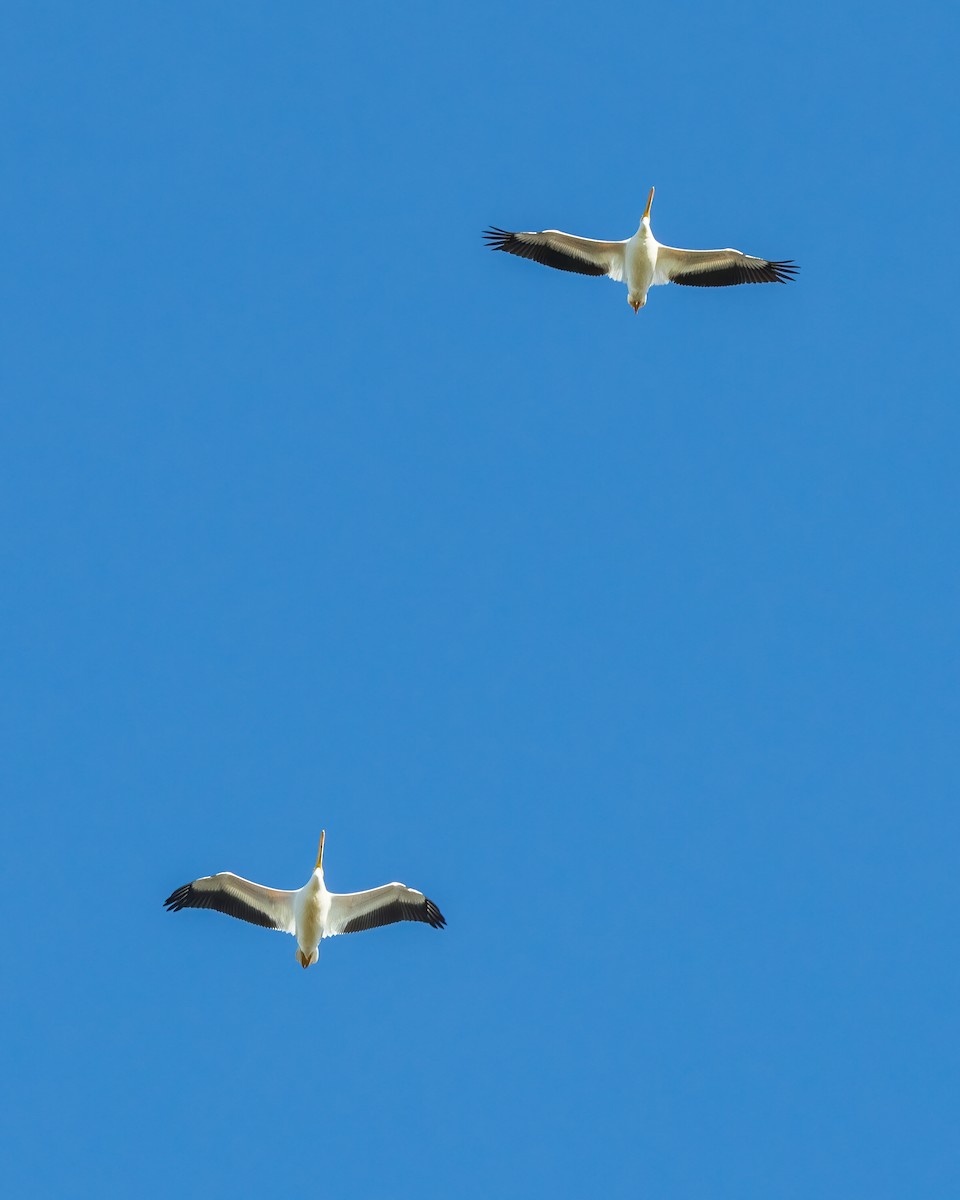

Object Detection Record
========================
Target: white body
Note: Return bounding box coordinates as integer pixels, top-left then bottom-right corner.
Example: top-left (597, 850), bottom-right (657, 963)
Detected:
top-left (624, 219), bottom-right (660, 311)
top-left (292, 870), bottom-right (329, 967)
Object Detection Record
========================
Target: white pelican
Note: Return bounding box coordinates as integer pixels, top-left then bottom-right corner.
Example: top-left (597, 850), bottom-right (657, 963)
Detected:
top-left (163, 831), bottom-right (446, 968)
top-left (484, 187), bottom-right (798, 312)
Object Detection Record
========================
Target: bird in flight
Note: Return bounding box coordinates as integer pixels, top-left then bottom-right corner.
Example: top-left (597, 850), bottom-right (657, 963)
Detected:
top-left (164, 831), bottom-right (446, 968)
top-left (484, 187), bottom-right (798, 312)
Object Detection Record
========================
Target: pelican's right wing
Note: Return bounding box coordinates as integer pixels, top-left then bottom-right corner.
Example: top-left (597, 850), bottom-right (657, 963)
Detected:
top-left (324, 883), bottom-right (446, 937)
top-left (654, 245), bottom-right (799, 287)
top-left (484, 228), bottom-right (626, 281)
top-left (164, 872), bottom-right (297, 934)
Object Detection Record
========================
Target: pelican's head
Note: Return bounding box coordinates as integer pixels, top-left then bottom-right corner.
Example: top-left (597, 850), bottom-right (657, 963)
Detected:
top-left (628, 293), bottom-right (646, 314)
top-left (315, 829), bottom-right (325, 873)
top-left (296, 946), bottom-right (319, 969)
top-left (641, 186), bottom-right (655, 224)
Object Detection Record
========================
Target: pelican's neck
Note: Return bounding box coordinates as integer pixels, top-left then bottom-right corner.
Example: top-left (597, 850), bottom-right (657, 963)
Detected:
top-left (632, 218), bottom-right (656, 254)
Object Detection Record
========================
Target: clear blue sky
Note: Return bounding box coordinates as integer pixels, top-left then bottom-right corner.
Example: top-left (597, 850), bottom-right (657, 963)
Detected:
top-left (3, 3), bottom-right (958, 1196)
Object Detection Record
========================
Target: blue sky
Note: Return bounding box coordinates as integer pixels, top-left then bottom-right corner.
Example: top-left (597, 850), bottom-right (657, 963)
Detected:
top-left (3, 2), bottom-right (958, 1196)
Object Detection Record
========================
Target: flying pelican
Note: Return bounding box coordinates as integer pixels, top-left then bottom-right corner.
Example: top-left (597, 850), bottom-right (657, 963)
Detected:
top-left (163, 831), bottom-right (446, 968)
top-left (484, 187), bottom-right (798, 312)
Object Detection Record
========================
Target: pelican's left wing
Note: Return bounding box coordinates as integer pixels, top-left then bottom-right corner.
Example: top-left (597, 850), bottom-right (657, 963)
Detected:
top-left (484, 228), bottom-right (626, 281)
top-left (654, 245), bottom-right (799, 287)
top-left (324, 883), bottom-right (446, 937)
top-left (163, 872), bottom-right (297, 934)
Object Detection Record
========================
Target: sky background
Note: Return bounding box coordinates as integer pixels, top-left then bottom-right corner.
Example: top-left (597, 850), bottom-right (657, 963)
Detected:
top-left (3, 2), bottom-right (958, 1196)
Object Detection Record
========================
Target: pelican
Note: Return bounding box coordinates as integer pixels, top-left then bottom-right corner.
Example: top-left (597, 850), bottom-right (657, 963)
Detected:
top-left (484, 187), bottom-right (798, 312)
top-left (163, 831), bottom-right (446, 968)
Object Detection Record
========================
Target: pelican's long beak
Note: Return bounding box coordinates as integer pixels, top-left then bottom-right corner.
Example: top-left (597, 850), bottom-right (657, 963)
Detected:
top-left (630, 299), bottom-right (641, 314)
top-left (643, 186), bottom-right (655, 221)
top-left (315, 830), bottom-right (325, 871)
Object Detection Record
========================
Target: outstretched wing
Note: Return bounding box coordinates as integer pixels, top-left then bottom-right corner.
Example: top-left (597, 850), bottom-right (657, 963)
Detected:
top-left (484, 227), bottom-right (625, 281)
top-left (163, 872), bottom-right (297, 934)
top-left (324, 883), bottom-right (446, 937)
top-left (655, 245), bottom-right (799, 287)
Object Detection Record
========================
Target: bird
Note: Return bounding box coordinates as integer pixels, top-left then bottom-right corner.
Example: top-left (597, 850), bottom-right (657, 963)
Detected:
top-left (484, 187), bottom-right (798, 312)
top-left (163, 830), bottom-right (446, 969)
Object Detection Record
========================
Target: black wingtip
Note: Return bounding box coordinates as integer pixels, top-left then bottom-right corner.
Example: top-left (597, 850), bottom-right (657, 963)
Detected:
top-left (769, 259), bottom-right (800, 283)
top-left (482, 227), bottom-right (512, 252)
top-left (425, 898), bottom-right (447, 929)
top-left (163, 883), bottom-right (191, 912)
